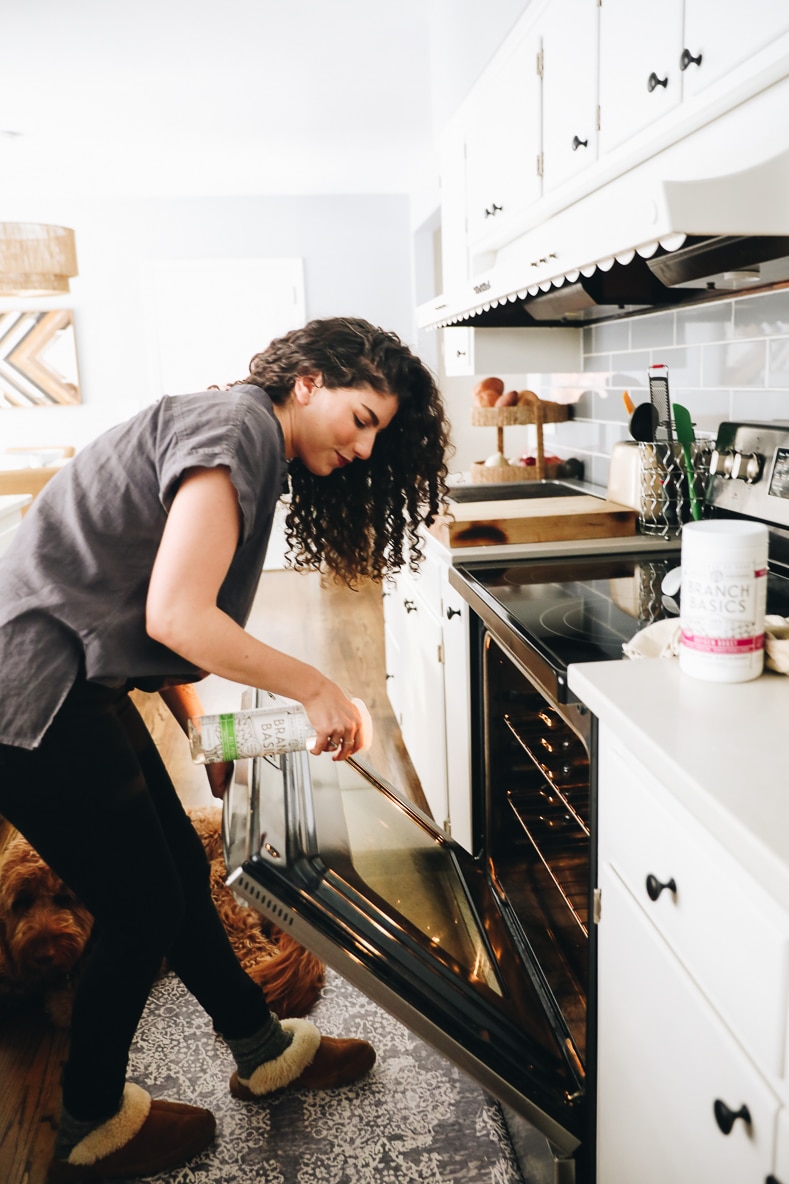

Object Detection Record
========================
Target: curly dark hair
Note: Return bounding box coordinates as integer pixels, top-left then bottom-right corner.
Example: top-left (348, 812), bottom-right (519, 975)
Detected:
top-left (236, 317), bottom-right (450, 586)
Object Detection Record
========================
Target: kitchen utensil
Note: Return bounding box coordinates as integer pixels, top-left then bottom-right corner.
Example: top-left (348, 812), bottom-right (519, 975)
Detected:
top-left (623, 391), bottom-right (635, 415)
top-left (628, 402), bottom-right (659, 442)
top-left (648, 363), bottom-right (673, 443)
top-left (673, 403), bottom-right (702, 521)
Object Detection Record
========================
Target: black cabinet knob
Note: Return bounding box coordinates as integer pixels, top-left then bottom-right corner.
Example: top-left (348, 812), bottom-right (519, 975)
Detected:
top-left (484, 203), bottom-right (503, 218)
top-left (572, 135), bottom-right (588, 151)
top-left (713, 1098), bottom-right (751, 1136)
top-left (446, 606), bottom-right (461, 619)
top-left (403, 599), bottom-right (417, 613)
top-left (680, 47), bottom-right (703, 70)
top-left (647, 71), bottom-right (669, 92)
top-left (645, 873), bottom-right (676, 901)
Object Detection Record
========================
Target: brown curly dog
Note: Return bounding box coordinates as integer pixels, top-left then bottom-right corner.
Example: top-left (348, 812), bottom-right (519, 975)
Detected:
top-left (0, 807), bottom-right (324, 1027)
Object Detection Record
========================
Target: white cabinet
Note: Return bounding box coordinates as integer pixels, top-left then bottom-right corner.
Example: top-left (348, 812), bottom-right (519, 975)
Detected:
top-left (540, 0), bottom-right (599, 194)
top-left (383, 544), bottom-right (472, 850)
top-left (440, 324), bottom-right (580, 378)
top-left (439, 562), bottom-right (472, 853)
top-left (597, 0), bottom-right (683, 155)
top-left (681, 0), bottom-right (789, 100)
top-left (596, 725), bottom-right (789, 1184)
top-left (464, 27), bottom-right (543, 257)
top-left (597, 0), bottom-right (789, 156)
top-left (597, 863), bottom-right (779, 1184)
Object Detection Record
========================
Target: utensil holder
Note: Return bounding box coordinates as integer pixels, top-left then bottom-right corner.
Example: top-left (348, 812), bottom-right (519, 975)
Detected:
top-left (638, 440), bottom-right (713, 537)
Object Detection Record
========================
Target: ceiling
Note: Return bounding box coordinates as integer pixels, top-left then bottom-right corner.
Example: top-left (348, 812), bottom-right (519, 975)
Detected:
top-left (0, 0), bottom-right (436, 201)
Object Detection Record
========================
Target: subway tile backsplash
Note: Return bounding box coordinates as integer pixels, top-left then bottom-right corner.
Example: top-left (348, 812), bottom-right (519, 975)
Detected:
top-left (568, 288), bottom-right (789, 488)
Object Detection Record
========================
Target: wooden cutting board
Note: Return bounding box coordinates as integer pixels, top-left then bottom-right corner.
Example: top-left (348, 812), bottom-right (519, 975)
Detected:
top-left (432, 495), bottom-right (638, 549)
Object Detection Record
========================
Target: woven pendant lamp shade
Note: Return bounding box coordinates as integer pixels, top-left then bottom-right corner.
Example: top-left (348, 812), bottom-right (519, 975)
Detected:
top-left (0, 222), bottom-right (78, 295)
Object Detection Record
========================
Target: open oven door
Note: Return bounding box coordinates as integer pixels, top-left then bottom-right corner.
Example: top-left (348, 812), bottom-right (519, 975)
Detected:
top-left (223, 741), bottom-right (586, 1162)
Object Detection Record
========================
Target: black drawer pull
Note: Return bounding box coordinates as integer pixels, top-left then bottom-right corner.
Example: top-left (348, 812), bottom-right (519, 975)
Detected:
top-left (446, 606), bottom-right (461, 619)
top-left (645, 873), bottom-right (676, 901)
top-left (484, 203), bottom-right (503, 218)
top-left (647, 71), bottom-right (668, 92)
top-left (572, 135), bottom-right (588, 151)
top-left (680, 47), bottom-right (703, 71)
top-left (713, 1098), bottom-right (751, 1135)
top-left (403, 599), bottom-right (417, 613)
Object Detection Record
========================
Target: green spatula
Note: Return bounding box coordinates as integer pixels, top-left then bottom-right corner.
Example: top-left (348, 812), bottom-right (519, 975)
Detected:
top-left (674, 403), bottom-right (702, 522)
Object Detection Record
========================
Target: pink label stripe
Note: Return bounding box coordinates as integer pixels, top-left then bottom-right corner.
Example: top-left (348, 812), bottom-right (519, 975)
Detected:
top-left (681, 632), bottom-right (765, 655)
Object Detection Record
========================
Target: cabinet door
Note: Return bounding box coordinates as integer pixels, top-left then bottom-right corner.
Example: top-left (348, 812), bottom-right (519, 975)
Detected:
top-left (440, 567), bottom-right (472, 852)
top-left (597, 864), bottom-right (779, 1184)
top-left (439, 123), bottom-right (470, 293)
top-left (398, 579), bottom-right (449, 829)
top-left (464, 28), bottom-right (542, 251)
top-left (681, 0), bottom-right (789, 101)
top-left (381, 578), bottom-right (403, 725)
top-left (540, 0), bottom-right (599, 194)
top-left (598, 0), bottom-right (683, 156)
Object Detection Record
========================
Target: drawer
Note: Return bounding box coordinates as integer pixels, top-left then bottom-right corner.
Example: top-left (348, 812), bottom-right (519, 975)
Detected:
top-left (598, 734), bottom-right (789, 1078)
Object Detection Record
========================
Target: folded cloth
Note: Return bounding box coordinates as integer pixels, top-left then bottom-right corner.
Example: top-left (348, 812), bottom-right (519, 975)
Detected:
top-left (624, 614), bottom-right (789, 671)
top-left (765, 615), bottom-right (789, 673)
top-left (623, 619), bottom-right (681, 660)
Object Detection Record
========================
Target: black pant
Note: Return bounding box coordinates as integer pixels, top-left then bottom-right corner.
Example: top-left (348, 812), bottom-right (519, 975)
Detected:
top-left (0, 676), bottom-right (270, 1121)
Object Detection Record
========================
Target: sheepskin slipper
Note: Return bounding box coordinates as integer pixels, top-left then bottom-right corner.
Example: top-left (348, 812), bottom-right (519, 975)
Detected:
top-left (229, 1017), bottom-right (375, 1098)
top-left (47, 1082), bottom-right (216, 1183)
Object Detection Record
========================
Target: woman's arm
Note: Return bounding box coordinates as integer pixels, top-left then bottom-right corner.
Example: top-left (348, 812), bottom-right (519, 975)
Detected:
top-left (146, 466), bottom-right (363, 757)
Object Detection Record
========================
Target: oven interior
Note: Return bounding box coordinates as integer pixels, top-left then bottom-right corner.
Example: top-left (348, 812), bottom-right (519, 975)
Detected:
top-left (483, 632), bottom-right (591, 1066)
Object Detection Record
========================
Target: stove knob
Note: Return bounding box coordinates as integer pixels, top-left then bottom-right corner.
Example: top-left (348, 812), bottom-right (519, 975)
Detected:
top-left (710, 448), bottom-right (735, 478)
top-left (731, 451), bottom-right (763, 483)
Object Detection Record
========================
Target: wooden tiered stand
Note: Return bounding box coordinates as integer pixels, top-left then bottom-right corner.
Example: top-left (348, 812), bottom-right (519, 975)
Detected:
top-left (470, 394), bottom-right (569, 484)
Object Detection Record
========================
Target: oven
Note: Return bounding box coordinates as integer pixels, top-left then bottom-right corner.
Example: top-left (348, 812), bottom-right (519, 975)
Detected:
top-left (221, 421), bottom-right (789, 1184)
top-left (221, 548), bottom-right (683, 1184)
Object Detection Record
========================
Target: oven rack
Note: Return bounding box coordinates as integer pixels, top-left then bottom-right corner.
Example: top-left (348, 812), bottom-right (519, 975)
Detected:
top-left (505, 792), bottom-right (589, 937)
top-left (503, 714), bottom-right (589, 834)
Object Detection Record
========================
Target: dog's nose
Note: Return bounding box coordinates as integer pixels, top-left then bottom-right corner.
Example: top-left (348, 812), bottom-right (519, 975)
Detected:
top-left (30, 941), bottom-right (58, 969)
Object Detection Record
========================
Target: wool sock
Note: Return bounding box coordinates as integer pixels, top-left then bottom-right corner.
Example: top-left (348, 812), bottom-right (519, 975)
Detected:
top-left (226, 1013), bottom-right (294, 1080)
top-left (54, 1102), bottom-right (116, 1158)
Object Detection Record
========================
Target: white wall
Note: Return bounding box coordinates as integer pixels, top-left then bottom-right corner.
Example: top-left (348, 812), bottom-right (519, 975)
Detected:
top-left (0, 194), bottom-right (413, 451)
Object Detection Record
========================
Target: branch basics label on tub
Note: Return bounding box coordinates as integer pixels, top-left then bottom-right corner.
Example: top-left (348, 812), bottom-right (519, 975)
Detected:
top-left (679, 520), bottom-right (768, 683)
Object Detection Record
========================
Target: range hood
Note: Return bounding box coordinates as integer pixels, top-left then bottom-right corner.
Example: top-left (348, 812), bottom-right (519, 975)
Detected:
top-left (419, 146), bottom-right (789, 330)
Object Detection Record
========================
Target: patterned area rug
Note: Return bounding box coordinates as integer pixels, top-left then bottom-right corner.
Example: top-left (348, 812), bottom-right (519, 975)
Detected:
top-left (125, 967), bottom-right (533, 1183)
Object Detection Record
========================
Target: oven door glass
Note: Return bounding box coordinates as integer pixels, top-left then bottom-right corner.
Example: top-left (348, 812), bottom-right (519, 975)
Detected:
top-left (223, 746), bottom-right (585, 1156)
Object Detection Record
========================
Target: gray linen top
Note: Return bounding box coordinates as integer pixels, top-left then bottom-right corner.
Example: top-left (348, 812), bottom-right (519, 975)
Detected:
top-left (0, 384), bottom-right (288, 749)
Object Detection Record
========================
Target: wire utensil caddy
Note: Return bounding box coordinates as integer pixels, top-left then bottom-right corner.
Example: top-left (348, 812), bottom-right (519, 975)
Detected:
top-left (638, 439), bottom-right (714, 536)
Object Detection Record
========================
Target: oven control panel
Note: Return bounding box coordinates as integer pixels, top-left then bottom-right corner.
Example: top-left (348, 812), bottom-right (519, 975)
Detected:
top-left (706, 422), bottom-right (789, 528)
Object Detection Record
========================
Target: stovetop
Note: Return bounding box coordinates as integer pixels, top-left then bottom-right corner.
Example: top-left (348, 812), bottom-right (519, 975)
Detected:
top-left (453, 423), bottom-right (789, 698)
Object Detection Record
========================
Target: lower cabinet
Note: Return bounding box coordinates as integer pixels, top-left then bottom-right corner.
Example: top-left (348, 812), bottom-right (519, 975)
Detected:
top-left (597, 862), bottom-right (779, 1184)
top-left (596, 725), bottom-right (789, 1183)
top-left (382, 545), bottom-right (472, 849)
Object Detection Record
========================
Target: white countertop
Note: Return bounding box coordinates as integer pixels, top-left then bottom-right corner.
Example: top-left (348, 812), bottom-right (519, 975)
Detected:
top-left (568, 657), bottom-right (789, 913)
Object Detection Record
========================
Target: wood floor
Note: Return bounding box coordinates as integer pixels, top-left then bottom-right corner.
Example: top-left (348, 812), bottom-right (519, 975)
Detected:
top-left (0, 570), bottom-right (423, 1184)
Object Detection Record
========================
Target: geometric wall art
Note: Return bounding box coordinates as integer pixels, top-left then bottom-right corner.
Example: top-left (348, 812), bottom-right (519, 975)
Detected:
top-left (0, 309), bottom-right (81, 408)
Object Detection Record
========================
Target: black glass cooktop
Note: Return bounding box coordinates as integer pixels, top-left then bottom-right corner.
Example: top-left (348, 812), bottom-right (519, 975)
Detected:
top-left (456, 552), bottom-right (789, 678)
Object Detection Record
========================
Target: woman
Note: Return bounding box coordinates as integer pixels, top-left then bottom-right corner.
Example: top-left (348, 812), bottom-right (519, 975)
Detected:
top-left (0, 317), bottom-right (450, 1183)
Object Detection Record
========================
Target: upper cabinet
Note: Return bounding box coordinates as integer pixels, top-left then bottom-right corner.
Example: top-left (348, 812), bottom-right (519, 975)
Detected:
top-left (431, 0), bottom-right (789, 311)
top-left (682, 0), bottom-right (789, 98)
top-left (597, 0), bottom-right (683, 155)
top-left (540, 0), bottom-right (599, 194)
top-left (464, 27), bottom-right (543, 254)
top-left (598, 0), bottom-right (789, 156)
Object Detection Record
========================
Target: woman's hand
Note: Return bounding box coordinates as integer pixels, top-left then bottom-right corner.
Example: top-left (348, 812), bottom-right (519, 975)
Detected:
top-left (206, 760), bottom-right (234, 799)
top-left (301, 682), bottom-right (365, 761)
